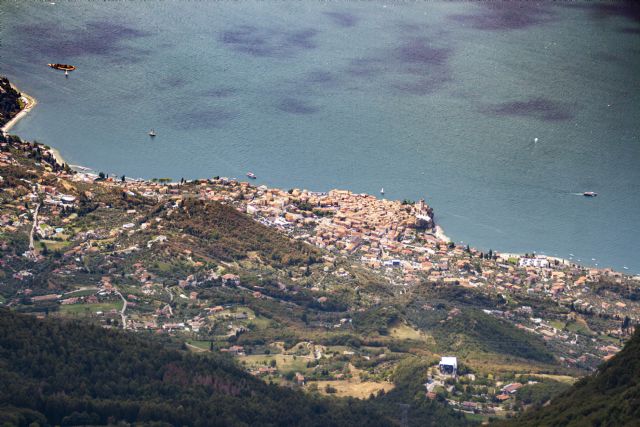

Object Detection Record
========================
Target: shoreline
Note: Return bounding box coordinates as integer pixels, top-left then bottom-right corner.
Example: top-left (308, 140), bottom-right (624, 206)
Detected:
top-left (1, 82), bottom-right (68, 166)
top-left (433, 225), bottom-right (450, 243)
top-left (47, 145), bottom-right (67, 166)
top-left (2, 80), bottom-right (635, 276)
top-left (1, 83), bottom-right (37, 134)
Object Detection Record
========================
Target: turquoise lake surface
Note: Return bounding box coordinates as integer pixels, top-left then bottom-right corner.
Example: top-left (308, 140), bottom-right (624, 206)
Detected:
top-left (1, 1), bottom-right (638, 272)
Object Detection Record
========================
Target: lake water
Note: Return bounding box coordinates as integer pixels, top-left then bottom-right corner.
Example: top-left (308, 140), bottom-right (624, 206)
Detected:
top-left (1, 1), bottom-right (639, 273)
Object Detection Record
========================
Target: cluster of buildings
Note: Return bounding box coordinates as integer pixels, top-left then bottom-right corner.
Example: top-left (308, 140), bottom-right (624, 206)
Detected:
top-left (1, 139), bottom-right (639, 371)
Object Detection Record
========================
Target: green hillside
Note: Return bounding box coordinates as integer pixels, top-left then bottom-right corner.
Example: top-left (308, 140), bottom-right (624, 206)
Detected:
top-left (501, 328), bottom-right (640, 426)
top-left (0, 309), bottom-right (385, 426)
top-left (0, 77), bottom-right (21, 129)
top-left (0, 309), bottom-right (466, 427)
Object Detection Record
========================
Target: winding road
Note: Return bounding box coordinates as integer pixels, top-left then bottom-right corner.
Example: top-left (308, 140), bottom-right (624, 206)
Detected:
top-left (114, 289), bottom-right (128, 329)
top-left (28, 202), bottom-right (40, 256)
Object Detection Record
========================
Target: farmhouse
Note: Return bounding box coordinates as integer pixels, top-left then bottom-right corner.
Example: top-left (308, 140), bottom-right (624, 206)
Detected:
top-left (439, 356), bottom-right (457, 376)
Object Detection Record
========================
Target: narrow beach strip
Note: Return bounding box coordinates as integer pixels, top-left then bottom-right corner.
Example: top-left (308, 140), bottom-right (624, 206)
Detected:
top-left (1, 83), bottom-right (67, 166)
top-left (1, 84), bottom-right (37, 134)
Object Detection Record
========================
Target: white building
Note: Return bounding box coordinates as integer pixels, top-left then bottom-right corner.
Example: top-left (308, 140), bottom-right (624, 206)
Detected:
top-left (439, 356), bottom-right (458, 376)
top-left (519, 257), bottom-right (550, 268)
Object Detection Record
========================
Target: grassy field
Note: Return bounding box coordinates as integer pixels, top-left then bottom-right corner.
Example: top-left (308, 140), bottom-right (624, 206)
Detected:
top-left (566, 317), bottom-right (594, 335)
top-left (210, 306), bottom-right (272, 329)
top-left (309, 379), bottom-right (395, 399)
top-left (187, 340), bottom-right (212, 351)
top-left (155, 261), bottom-right (172, 272)
top-left (549, 320), bottom-right (566, 330)
top-left (389, 322), bottom-right (435, 345)
top-left (63, 288), bottom-right (99, 298)
top-left (40, 240), bottom-right (71, 251)
top-left (306, 363), bottom-right (395, 399)
top-left (517, 373), bottom-right (577, 384)
top-left (59, 301), bottom-right (123, 315)
top-left (464, 352), bottom-right (563, 375)
top-left (464, 413), bottom-right (487, 422)
top-left (186, 340), bottom-right (211, 352)
top-left (239, 353), bottom-right (311, 373)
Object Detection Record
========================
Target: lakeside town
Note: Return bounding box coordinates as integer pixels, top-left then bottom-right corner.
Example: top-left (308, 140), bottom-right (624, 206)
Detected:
top-left (2, 132), bottom-right (639, 418)
top-left (2, 0), bottom-right (639, 420)
top-left (0, 77), bottom-right (637, 418)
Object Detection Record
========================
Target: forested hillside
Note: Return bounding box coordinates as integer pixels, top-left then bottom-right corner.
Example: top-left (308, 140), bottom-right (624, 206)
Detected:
top-left (0, 309), bottom-right (386, 426)
top-left (501, 328), bottom-right (640, 426)
top-left (0, 309), bottom-right (466, 427)
top-left (0, 77), bottom-right (22, 138)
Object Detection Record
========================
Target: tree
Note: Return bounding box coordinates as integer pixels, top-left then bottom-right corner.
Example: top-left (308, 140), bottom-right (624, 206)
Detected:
top-left (325, 385), bottom-right (337, 394)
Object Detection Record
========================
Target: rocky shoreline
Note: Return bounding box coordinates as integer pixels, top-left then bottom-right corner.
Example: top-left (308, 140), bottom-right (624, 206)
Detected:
top-left (0, 78), bottom-right (37, 136)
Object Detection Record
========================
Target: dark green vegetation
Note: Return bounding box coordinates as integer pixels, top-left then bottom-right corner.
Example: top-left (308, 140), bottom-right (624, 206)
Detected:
top-left (0, 77), bottom-right (21, 130)
top-left (503, 328), bottom-right (640, 427)
top-left (166, 198), bottom-right (320, 268)
top-left (405, 287), bottom-right (555, 366)
top-left (514, 380), bottom-right (571, 408)
top-left (0, 309), bottom-right (468, 427)
top-left (0, 309), bottom-right (372, 426)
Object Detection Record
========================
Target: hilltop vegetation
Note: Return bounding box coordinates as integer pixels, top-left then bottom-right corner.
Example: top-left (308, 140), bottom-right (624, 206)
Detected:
top-left (0, 77), bottom-right (21, 129)
top-left (0, 309), bottom-right (469, 427)
top-left (165, 198), bottom-right (321, 268)
top-left (502, 328), bottom-right (640, 426)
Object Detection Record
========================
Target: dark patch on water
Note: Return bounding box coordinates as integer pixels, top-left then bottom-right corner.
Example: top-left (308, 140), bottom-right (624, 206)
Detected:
top-left (346, 57), bottom-right (387, 77)
top-left (203, 87), bottom-right (238, 98)
top-left (286, 29), bottom-right (318, 50)
top-left (620, 27), bottom-right (640, 34)
top-left (219, 25), bottom-right (318, 58)
top-left (174, 108), bottom-right (235, 129)
top-left (158, 75), bottom-right (187, 89)
top-left (448, 2), bottom-right (555, 31)
top-left (482, 98), bottom-right (574, 122)
top-left (396, 22), bottom-right (424, 33)
top-left (388, 37), bottom-right (452, 95)
top-left (567, 1), bottom-right (640, 26)
top-left (392, 75), bottom-right (451, 96)
top-left (341, 35), bottom-right (453, 96)
top-left (17, 20), bottom-right (150, 60)
top-left (397, 38), bottom-right (451, 66)
top-left (277, 98), bottom-right (318, 114)
top-left (305, 71), bottom-right (339, 87)
top-left (591, 52), bottom-right (621, 63)
top-left (323, 11), bottom-right (358, 28)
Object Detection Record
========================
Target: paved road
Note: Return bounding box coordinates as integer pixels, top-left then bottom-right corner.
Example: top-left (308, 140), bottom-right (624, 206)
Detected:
top-left (114, 289), bottom-right (128, 329)
top-left (28, 203), bottom-right (40, 254)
